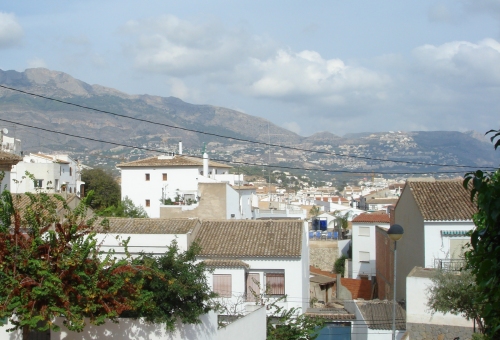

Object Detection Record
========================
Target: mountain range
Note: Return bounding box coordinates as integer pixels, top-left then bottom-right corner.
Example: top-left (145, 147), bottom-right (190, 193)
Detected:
top-left (0, 68), bottom-right (498, 181)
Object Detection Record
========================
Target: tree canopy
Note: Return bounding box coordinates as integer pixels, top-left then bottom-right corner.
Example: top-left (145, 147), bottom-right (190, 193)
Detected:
top-left (81, 168), bottom-right (121, 211)
top-left (98, 196), bottom-right (148, 218)
top-left (0, 190), bottom-right (147, 339)
top-left (463, 129), bottom-right (500, 338)
top-left (426, 269), bottom-right (484, 333)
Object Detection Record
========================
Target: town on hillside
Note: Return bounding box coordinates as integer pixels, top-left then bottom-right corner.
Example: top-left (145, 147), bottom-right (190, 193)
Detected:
top-left (0, 133), bottom-right (482, 340)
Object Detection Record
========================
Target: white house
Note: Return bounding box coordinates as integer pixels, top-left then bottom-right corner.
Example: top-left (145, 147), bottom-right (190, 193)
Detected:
top-left (393, 179), bottom-right (476, 301)
top-left (0, 150), bottom-right (22, 193)
top-left (406, 266), bottom-right (474, 339)
top-left (10, 153), bottom-right (85, 196)
top-left (344, 299), bottom-right (406, 340)
top-left (350, 213), bottom-right (390, 280)
top-left (117, 152), bottom-right (233, 218)
top-left (195, 220), bottom-right (310, 314)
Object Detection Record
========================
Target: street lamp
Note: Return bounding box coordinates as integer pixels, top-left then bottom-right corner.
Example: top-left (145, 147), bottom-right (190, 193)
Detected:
top-left (388, 224), bottom-right (404, 340)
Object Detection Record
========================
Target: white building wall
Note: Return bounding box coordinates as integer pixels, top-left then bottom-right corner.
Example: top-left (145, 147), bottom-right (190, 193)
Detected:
top-left (423, 221), bottom-right (474, 268)
top-left (225, 185), bottom-right (242, 219)
top-left (0, 308), bottom-right (267, 340)
top-left (406, 274), bottom-right (473, 327)
top-left (351, 223), bottom-right (386, 279)
top-left (95, 233), bottom-right (190, 258)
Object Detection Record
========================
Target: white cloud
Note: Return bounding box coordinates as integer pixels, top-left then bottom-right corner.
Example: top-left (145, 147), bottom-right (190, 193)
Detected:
top-left (0, 12), bottom-right (23, 48)
top-left (121, 15), bottom-right (275, 77)
top-left (412, 38), bottom-right (500, 87)
top-left (240, 49), bottom-right (391, 106)
top-left (282, 121), bottom-right (301, 135)
top-left (27, 57), bottom-right (47, 69)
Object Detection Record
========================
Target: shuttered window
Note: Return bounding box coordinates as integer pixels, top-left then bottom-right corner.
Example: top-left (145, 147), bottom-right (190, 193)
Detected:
top-left (246, 273), bottom-right (260, 302)
top-left (213, 274), bottom-right (232, 297)
top-left (163, 173), bottom-right (167, 181)
top-left (359, 227), bottom-right (370, 236)
top-left (266, 273), bottom-right (285, 295)
top-left (359, 251), bottom-right (370, 262)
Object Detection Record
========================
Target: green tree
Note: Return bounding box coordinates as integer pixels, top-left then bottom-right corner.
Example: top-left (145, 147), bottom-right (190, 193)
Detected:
top-left (309, 205), bottom-right (321, 219)
top-left (126, 241), bottom-right (216, 331)
top-left (426, 269), bottom-right (484, 333)
top-left (334, 255), bottom-right (347, 277)
top-left (98, 196), bottom-right (148, 218)
top-left (81, 168), bottom-right (121, 211)
top-left (0, 190), bottom-right (148, 339)
top-left (463, 129), bottom-right (500, 338)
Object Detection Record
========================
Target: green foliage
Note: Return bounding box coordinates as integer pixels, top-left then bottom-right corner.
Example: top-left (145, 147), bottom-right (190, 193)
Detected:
top-left (309, 206), bottom-right (321, 218)
top-left (334, 255), bottom-right (347, 277)
top-left (426, 269), bottom-right (484, 332)
top-left (266, 296), bottom-right (324, 340)
top-left (127, 241), bottom-right (216, 331)
top-left (81, 168), bottom-right (121, 211)
top-left (98, 196), bottom-right (148, 218)
top-left (0, 189), bottom-right (147, 337)
top-left (463, 129), bottom-right (500, 338)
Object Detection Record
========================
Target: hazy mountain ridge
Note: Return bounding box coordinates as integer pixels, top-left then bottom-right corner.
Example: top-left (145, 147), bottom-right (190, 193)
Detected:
top-left (0, 68), bottom-right (498, 178)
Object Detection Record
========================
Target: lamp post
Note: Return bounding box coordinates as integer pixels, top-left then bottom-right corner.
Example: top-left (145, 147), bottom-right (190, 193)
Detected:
top-left (388, 224), bottom-right (404, 340)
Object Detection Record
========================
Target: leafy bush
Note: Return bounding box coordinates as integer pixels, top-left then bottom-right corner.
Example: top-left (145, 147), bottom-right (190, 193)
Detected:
top-left (334, 255), bottom-right (347, 277)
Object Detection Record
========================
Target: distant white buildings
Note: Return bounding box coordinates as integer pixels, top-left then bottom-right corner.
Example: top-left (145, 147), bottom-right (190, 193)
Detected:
top-left (10, 153), bottom-right (85, 196)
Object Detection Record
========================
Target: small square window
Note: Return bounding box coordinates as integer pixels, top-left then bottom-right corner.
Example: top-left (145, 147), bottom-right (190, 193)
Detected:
top-left (163, 173), bottom-right (167, 181)
top-left (145, 199), bottom-right (150, 207)
top-left (359, 251), bottom-right (370, 262)
top-left (34, 179), bottom-right (43, 188)
top-left (145, 173), bottom-right (150, 181)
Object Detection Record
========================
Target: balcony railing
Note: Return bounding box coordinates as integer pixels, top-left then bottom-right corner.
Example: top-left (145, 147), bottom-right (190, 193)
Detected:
top-left (434, 259), bottom-right (465, 272)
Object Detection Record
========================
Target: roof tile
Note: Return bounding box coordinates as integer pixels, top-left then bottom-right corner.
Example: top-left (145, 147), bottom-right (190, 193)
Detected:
top-left (117, 155), bottom-right (231, 168)
top-left (352, 213), bottom-right (390, 224)
top-left (196, 220), bottom-right (303, 258)
top-left (99, 217), bottom-right (199, 234)
top-left (407, 180), bottom-right (476, 221)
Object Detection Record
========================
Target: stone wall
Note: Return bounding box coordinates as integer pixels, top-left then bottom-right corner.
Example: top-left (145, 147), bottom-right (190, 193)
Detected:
top-left (309, 240), bottom-right (339, 272)
top-left (407, 322), bottom-right (474, 340)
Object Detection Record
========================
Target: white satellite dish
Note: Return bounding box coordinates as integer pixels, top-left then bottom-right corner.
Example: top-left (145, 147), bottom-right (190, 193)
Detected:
top-left (2, 128), bottom-right (7, 135)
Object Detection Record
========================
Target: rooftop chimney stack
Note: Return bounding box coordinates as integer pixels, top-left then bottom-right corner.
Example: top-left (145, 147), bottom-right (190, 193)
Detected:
top-left (203, 152), bottom-right (209, 177)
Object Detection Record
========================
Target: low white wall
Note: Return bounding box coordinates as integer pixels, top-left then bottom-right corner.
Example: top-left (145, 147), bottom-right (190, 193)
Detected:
top-left (406, 274), bottom-right (473, 327)
top-left (0, 308), bottom-right (266, 340)
top-left (218, 306), bottom-right (266, 340)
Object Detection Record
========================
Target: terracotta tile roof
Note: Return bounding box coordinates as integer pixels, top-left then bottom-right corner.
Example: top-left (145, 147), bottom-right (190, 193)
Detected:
top-left (407, 180), bottom-right (476, 221)
top-left (98, 217), bottom-right (200, 234)
top-left (352, 213), bottom-right (390, 224)
top-left (310, 265), bottom-right (337, 278)
top-left (117, 155), bottom-right (231, 168)
top-left (356, 300), bottom-right (406, 330)
top-left (305, 308), bottom-right (356, 320)
top-left (0, 151), bottom-right (22, 161)
top-left (195, 220), bottom-right (303, 258)
top-left (203, 259), bottom-right (250, 269)
top-left (12, 193), bottom-right (78, 213)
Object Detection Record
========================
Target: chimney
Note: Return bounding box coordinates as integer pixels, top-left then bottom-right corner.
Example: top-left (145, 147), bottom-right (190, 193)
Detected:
top-left (203, 152), bottom-right (209, 177)
top-left (178, 141), bottom-right (182, 155)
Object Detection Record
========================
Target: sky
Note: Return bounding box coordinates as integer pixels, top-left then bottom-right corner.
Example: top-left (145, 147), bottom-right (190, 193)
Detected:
top-left (1, 0), bottom-right (500, 137)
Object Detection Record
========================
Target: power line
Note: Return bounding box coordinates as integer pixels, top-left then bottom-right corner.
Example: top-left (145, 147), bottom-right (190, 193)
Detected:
top-left (0, 84), bottom-right (495, 170)
top-left (0, 118), bottom-right (481, 175)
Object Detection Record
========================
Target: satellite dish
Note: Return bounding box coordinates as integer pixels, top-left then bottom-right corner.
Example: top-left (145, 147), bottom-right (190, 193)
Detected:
top-left (2, 128), bottom-right (7, 135)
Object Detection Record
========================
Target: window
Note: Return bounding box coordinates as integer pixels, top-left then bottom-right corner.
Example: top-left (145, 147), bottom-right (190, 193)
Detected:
top-left (145, 199), bottom-right (150, 207)
top-left (162, 173), bottom-right (167, 181)
top-left (359, 251), bottom-right (370, 262)
top-left (145, 173), bottom-right (150, 181)
top-left (34, 179), bottom-right (43, 188)
top-left (246, 273), bottom-right (260, 302)
top-left (213, 274), bottom-right (232, 297)
top-left (70, 167), bottom-right (72, 176)
top-left (359, 227), bottom-right (370, 236)
top-left (266, 273), bottom-right (285, 295)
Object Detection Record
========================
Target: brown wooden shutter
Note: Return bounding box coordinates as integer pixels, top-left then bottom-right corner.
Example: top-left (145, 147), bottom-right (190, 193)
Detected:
top-left (213, 274), bottom-right (232, 297)
top-left (246, 273), bottom-right (260, 302)
top-left (266, 273), bottom-right (285, 295)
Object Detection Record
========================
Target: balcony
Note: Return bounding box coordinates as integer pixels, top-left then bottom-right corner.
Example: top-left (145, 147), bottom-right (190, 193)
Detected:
top-left (434, 259), bottom-right (465, 272)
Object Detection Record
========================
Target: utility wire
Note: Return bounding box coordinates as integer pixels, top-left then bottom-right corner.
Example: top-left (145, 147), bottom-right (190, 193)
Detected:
top-left (0, 84), bottom-right (495, 170)
top-left (0, 118), bottom-right (481, 175)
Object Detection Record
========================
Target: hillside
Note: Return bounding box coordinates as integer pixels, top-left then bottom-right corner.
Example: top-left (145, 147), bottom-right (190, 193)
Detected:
top-left (0, 68), bottom-right (498, 182)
